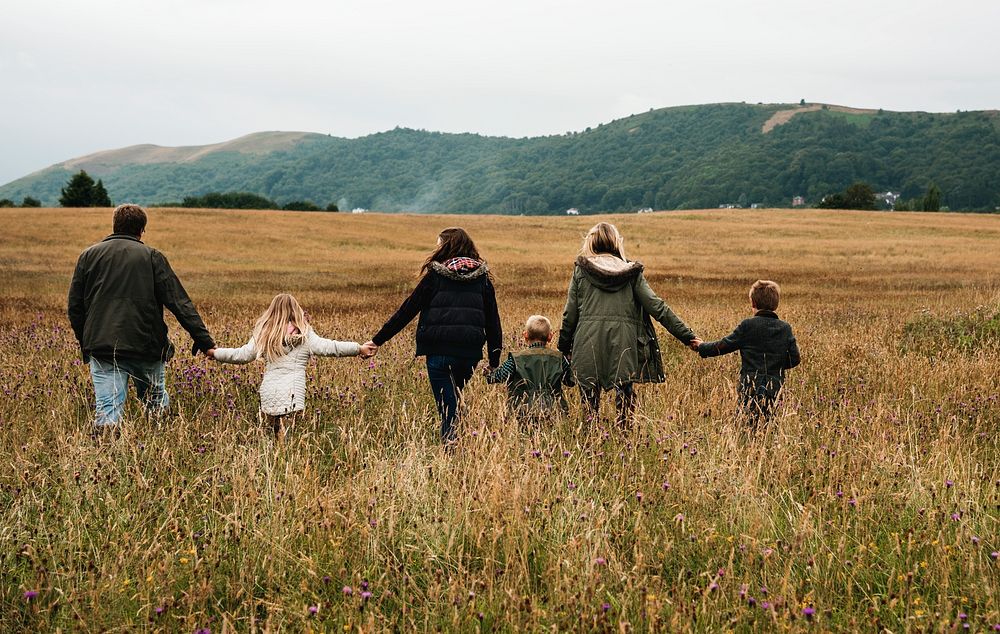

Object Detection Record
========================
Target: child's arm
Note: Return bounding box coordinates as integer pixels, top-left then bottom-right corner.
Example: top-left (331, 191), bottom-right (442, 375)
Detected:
top-left (697, 324), bottom-right (745, 358)
top-left (786, 330), bottom-right (801, 369)
top-left (213, 339), bottom-right (258, 364)
top-left (307, 331), bottom-right (362, 357)
top-left (486, 353), bottom-right (515, 384)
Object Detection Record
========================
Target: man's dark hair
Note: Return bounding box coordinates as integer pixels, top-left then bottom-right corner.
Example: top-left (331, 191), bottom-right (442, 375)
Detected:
top-left (113, 204), bottom-right (147, 237)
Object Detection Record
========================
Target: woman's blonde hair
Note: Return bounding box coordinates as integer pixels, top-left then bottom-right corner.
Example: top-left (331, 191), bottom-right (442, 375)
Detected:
top-left (580, 222), bottom-right (627, 260)
top-left (252, 293), bottom-right (309, 362)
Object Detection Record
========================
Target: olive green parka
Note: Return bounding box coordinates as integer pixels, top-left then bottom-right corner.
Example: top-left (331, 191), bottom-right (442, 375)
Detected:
top-left (558, 255), bottom-right (695, 389)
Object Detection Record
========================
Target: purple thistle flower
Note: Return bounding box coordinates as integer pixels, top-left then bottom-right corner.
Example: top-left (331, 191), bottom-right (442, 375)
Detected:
top-left (761, 601), bottom-right (771, 609)
top-left (747, 597), bottom-right (757, 607)
top-left (708, 582), bottom-right (719, 591)
top-left (946, 479), bottom-right (954, 488)
top-left (602, 602), bottom-right (611, 613)
top-left (991, 551), bottom-right (999, 560)
top-left (23, 590), bottom-right (38, 600)
top-left (360, 580), bottom-right (369, 590)
top-left (308, 605), bottom-right (319, 615)
top-left (343, 586), bottom-right (353, 595)
top-left (195, 629), bottom-right (211, 634)
top-left (662, 482), bottom-right (671, 490)
top-left (155, 606), bottom-right (165, 615)
top-left (848, 498), bottom-right (857, 507)
top-left (531, 450), bottom-right (541, 458)
top-left (361, 591), bottom-right (372, 600)
top-left (594, 557), bottom-right (607, 565)
top-left (636, 491), bottom-right (643, 501)
top-left (972, 536), bottom-right (981, 545)
top-left (951, 512), bottom-right (961, 521)
top-left (323, 575), bottom-right (331, 584)
top-left (959, 613), bottom-right (968, 620)
top-left (803, 606), bottom-right (816, 620)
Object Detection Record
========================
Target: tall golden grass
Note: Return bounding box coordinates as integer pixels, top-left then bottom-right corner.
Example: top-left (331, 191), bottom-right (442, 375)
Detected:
top-left (0, 208), bottom-right (997, 632)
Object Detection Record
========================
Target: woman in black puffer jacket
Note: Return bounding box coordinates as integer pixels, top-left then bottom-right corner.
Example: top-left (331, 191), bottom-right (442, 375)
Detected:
top-left (368, 228), bottom-right (502, 443)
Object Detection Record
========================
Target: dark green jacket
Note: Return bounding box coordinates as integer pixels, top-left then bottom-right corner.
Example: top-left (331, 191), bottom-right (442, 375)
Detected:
top-left (558, 255), bottom-right (696, 389)
top-left (68, 234), bottom-right (215, 362)
top-left (507, 347), bottom-right (569, 417)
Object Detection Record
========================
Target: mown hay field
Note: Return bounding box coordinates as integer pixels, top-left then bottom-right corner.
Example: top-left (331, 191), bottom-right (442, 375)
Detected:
top-left (1, 207), bottom-right (998, 632)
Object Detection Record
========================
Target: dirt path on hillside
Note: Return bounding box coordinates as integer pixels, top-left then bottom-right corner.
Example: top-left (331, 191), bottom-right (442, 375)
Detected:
top-left (762, 104), bottom-right (879, 133)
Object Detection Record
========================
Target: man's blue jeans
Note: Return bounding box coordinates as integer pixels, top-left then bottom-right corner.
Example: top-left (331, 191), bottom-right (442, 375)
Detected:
top-left (89, 357), bottom-right (169, 426)
top-left (425, 355), bottom-right (477, 443)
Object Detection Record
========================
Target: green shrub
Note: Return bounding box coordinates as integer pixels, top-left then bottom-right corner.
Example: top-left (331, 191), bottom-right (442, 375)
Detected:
top-left (901, 306), bottom-right (1000, 355)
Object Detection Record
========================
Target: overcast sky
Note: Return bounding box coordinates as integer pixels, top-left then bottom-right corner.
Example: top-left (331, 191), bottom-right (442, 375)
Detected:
top-left (2, 0), bottom-right (998, 184)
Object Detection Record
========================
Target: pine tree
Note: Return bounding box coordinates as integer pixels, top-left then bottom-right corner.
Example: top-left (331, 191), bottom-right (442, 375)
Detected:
top-left (93, 180), bottom-right (112, 207)
top-left (922, 184), bottom-right (941, 212)
top-left (59, 171), bottom-right (97, 207)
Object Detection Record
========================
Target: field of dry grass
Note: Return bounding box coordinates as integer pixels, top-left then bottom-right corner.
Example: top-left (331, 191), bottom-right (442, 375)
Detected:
top-left (1, 207), bottom-right (998, 632)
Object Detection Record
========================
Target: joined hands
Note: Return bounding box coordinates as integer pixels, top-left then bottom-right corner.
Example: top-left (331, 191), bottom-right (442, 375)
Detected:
top-left (360, 341), bottom-right (379, 358)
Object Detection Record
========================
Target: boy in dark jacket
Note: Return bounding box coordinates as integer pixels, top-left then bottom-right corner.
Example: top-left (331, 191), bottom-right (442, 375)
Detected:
top-left (696, 280), bottom-right (800, 425)
top-left (487, 315), bottom-right (573, 422)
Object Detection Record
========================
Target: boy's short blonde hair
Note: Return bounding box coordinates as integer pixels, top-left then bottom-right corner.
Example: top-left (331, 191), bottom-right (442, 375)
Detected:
top-left (749, 280), bottom-right (780, 311)
top-left (524, 315), bottom-right (552, 341)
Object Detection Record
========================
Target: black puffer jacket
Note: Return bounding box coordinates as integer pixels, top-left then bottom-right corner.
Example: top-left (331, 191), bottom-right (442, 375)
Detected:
top-left (372, 261), bottom-right (503, 366)
top-left (68, 234), bottom-right (215, 362)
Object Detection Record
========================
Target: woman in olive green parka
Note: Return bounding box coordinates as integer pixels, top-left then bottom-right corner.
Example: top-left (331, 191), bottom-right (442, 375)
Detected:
top-left (558, 222), bottom-right (700, 426)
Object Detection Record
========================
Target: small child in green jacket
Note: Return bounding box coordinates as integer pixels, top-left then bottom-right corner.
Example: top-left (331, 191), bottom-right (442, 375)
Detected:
top-left (487, 315), bottom-right (573, 421)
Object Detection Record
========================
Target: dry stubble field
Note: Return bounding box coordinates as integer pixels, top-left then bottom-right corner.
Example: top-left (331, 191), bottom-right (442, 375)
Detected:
top-left (0, 208), bottom-right (998, 632)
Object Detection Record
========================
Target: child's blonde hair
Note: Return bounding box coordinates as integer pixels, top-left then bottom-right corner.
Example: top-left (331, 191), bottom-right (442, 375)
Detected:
top-left (252, 293), bottom-right (309, 361)
top-left (524, 315), bottom-right (552, 342)
top-left (580, 222), bottom-right (627, 260)
top-left (749, 280), bottom-right (780, 311)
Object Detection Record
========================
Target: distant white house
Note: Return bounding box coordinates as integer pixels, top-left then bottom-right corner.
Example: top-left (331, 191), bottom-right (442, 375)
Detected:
top-left (792, 195), bottom-right (806, 207)
top-left (637, 207), bottom-right (653, 214)
top-left (566, 208), bottom-right (580, 215)
top-left (875, 191), bottom-right (901, 207)
top-left (351, 207), bottom-right (367, 214)
top-left (750, 203), bottom-right (766, 209)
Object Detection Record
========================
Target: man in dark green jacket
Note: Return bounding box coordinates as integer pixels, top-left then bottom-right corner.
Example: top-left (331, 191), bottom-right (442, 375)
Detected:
top-left (68, 204), bottom-right (215, 428)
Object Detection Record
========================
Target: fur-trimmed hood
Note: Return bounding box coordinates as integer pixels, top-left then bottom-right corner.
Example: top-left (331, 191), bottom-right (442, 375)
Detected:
top-left (429, 260), bottom-right (489, 282)
top-left (575, 255), bottom-right (643, 290)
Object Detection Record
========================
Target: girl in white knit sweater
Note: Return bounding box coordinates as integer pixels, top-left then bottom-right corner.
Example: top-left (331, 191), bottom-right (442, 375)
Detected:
top-left (208, 293), bottom-right (376, 436)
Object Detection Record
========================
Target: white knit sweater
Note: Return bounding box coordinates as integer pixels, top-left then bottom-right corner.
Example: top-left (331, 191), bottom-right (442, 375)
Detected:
top-left (214, 329), bottom-right (361, 416)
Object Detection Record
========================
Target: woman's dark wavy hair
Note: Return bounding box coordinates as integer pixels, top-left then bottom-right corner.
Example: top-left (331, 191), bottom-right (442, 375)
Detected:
top-left (421, 227), bottom-right (483, 276)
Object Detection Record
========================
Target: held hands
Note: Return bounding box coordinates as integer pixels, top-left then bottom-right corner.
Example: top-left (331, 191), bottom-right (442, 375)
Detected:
top-left (205, 348), bottom-right (216, 360)
top-left (688, 338), bottom-right (703, 352)
top-left (360, 341), bottom-right (379, 358)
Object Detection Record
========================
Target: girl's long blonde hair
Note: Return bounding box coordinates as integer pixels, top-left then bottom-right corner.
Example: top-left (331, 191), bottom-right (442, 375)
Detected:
top-left (580, 222), bottom-right (627, 260)
top-left (252, 293), bottom-right (309, 362)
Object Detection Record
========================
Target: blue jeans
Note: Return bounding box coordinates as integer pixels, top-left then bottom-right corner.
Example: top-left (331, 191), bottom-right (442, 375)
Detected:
top-left (89, 357), bottom-right (169, 426)
top-left (425, 355), bottom-right (477, 443)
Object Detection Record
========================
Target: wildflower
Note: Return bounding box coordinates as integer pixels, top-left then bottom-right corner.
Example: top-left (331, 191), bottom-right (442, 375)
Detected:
top-left (602, 602), bottom-right (611, 613)
top-left (708, 582), bottom-right (719, 591)
top-left (179, 557), bottom-right (189, 564)
top-left (195, 629), bottom-right (211, 634)
top-left (531, 450), bottom-right (541, 458)
top-left (361, 591), bottom-right (372, 600)
top-left (343, 586), bottom-right (353, 596)
top-left (636, 491), bottom-right (643, 502)
top-left (662, 482), bottom-right (671, 490)
top-left (991, 551), bottom-right (999, 560)
top-left (971, 536), bottom-right (980, 545)
top-left (23, 590), bottom-right (38, 601)
top-left (951, 513), bottom-right (960, 521)
top-left (959, 613), bottom-right (967, 621)
top-left (946, 479), bottom-right (954, 488)
top-left (594, 557), bottom-right (607, 565)
top-left (803, 606), bottom-right (816, 620)
top-left (155, 606), bottom-right (165, 615)
top-left (308, 605), bottom-right (319, 615)
top-left (848, 498), bottom-right (857, 507)
top-left (323, 575), bottom-right (331, 583)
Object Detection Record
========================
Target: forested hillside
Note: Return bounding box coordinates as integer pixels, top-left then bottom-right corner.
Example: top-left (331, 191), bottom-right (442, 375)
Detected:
top-left (3, 103), bottom-right (998, 212)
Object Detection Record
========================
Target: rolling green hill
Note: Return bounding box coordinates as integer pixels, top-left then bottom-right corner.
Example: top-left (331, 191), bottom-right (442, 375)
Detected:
top-left (3, 103), bottom-right (999, 212)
